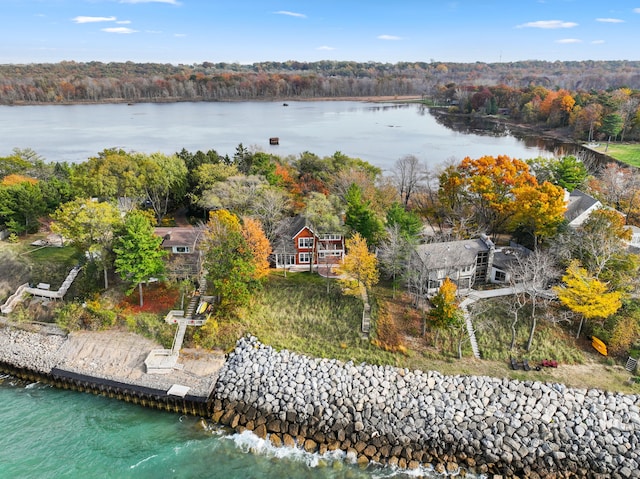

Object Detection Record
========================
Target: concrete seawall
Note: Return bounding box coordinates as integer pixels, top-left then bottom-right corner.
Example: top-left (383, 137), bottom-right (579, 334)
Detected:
top-left (0, 323), bottom-right (225, 415)
top-left (213, 337), bottom-right (640, 478)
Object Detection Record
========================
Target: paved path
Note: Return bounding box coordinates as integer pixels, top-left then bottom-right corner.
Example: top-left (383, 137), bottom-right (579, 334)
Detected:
top-left (459, 284), bottom-right (529, 359)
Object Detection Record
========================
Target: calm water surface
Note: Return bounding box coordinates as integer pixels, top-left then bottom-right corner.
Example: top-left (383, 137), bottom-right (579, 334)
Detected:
top-left (0, 377), bottom-right (467, 479)
top-left (0, 101), bottom-right (551, 170)
top-left (1, 101), bottom-right (529, 478)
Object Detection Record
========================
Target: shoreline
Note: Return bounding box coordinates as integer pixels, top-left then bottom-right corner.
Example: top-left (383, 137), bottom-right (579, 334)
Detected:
top-left (0, 95), bottom-right (424, 107)
top-left (2, 322), bottom-right (639, 477)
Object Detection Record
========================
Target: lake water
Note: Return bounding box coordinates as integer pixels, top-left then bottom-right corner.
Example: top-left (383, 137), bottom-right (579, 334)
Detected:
top-left (0, 376), bottom-right (463, 479)
top-left (0, 101), bottom-right (552, 171)
top-left (0, 101), bottom-right (542, 478)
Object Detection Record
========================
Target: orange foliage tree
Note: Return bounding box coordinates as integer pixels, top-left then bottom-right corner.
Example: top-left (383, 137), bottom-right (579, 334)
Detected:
top-left (1, 174), bottom-right (38, 186)
top-left (241, 217), bottom-right (272, 280)
top-left (451, 155), bottom-right (538, 234)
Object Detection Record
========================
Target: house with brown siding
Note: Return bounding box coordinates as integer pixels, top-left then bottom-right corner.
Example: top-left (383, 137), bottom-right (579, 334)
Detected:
top-left (271, 216), bottom-right (344, 270)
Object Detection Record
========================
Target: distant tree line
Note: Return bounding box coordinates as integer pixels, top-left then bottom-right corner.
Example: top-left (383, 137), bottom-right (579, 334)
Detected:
top-left (1, 60), bottom-right (640, 104)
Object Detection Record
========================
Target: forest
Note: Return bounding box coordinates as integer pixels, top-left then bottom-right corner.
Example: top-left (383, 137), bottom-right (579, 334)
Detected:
top-left (2, 60), bottom-right (640, 143)
top-left (2, 59), bottom-right (640, 104)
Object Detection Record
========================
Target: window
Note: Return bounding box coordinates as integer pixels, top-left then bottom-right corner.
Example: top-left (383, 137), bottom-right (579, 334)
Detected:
top-left (172, 246), bottom-right (190, 254)
top-left (320, 234), bottom-right (341, 241)
top-left (276, 254), bottom-right (295, 266)
top-left (494, 270), bottom-right (506, 282)
top-left (299, 252), bottom-right (311, 263)
top-left (319, 251), bottom-right (342, 259)
top-left (298, 237), bottom-right (314, 249)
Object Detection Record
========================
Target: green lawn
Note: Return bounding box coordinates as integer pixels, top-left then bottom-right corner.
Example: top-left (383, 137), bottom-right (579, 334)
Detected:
top-left (201, 271), bottom-right (400, 365)
top-left (588, 142), bottom-right (640, 167)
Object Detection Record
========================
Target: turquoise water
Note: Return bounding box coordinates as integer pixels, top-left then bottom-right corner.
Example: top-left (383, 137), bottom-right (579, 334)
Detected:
top-left (0, 376), bottom-right (449, 479)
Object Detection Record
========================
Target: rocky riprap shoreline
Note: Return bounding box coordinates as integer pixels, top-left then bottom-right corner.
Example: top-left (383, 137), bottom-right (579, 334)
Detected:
top-left (0, 325), bottom-right (66, 374)
top-left (213, 337), bottom-right (640, 478)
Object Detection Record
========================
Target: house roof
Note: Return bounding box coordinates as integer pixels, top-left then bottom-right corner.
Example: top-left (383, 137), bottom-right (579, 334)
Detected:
top-left (491, 247), bottom-right (530, 271)
top-left (271, 216), bottom-right (310, 253)
top-left (415, 238), bottom-right (491, 269)
top-left (155, 227), bottom-right (203, 248)
top-left (565, 189), bottom-right (600, 223)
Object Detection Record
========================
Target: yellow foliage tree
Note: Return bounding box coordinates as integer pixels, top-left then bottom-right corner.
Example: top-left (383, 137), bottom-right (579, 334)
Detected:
top-left (337, 232), bottom-right (379, 296)
top-left (511, 180), bottom-right (566, 246)
top-left (456, 155), bottom-right (537, 234)
top-left (608, 315), bottom-right (640, 356)
top-left (553, 259), bottom-right (622, 338)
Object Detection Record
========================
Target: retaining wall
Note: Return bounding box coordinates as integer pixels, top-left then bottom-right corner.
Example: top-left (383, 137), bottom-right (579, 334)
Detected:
top-left (213, 337), bottom-right (640, 478)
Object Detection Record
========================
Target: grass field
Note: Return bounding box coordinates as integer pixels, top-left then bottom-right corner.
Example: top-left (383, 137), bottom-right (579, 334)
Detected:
top-left (193, 272), bottom-right (640, 393)
top-left (588, 142), bottom-right (640, 167)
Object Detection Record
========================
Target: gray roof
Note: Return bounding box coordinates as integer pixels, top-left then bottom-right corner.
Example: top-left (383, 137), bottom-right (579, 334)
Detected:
top-left (415, 238), bottom-right (490, 269)
top-left (565, 189), bottom-right (600, 223)
top-left (271, 215), bottom-right (312, 253)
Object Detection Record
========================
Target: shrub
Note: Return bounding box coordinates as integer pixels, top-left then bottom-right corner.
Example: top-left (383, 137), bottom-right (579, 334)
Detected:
top-left (123, 311), bottom-right (174, 348)
top-left (54, 303), bottom-right (85, 332)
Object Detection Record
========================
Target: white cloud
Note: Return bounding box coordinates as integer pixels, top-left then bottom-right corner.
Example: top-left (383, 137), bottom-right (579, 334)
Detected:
top-left (73, 16), bottom-right (117, 24)
top-left (591, 40), bottom-right (605, 44)
top-left (316, 46), bottom-right (335, 51)
top-left (120, 0), bottom-right (181, 4)
top-left (102, 27), bottom-right (138, 34)
top-left (596, 18), bottom-right (624, 23)
top-left (116, 20), bottom-right (131, 24)
top-left (517, 20), bottom-right (578, 29)
top-left (273, 11), bottom-right (306, 18)
top-left (556, 38), bottom-right (582, 44)
top-left (378, 34), bottom-right (401, 40)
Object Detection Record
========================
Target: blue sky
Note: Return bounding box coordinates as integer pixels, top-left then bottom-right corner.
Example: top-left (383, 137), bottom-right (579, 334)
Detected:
top-left (1, 0), bottom-right (639, 65)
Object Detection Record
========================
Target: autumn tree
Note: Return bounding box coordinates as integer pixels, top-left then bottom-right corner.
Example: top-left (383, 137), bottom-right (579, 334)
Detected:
top-left (337, 233), bottom-right (379, 313)
top-left (553, 259), bottom-right (622, 338)
top-left (554, 208), bottom-right (640, 293)
top-left (428, 277), bottom-right (464, 354)
top-left (241, 217), bottom-right (272, 280)
top-left (113, 210), bottom-right (167, 306)
top-left (51, 198), bottom-right (121, 288)
top-left (510, 181), bottom-right (566, 247)
top-left (445, 155), bottom-right (537, 235)
top-left (201, 210), bottom-right (268, 313)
